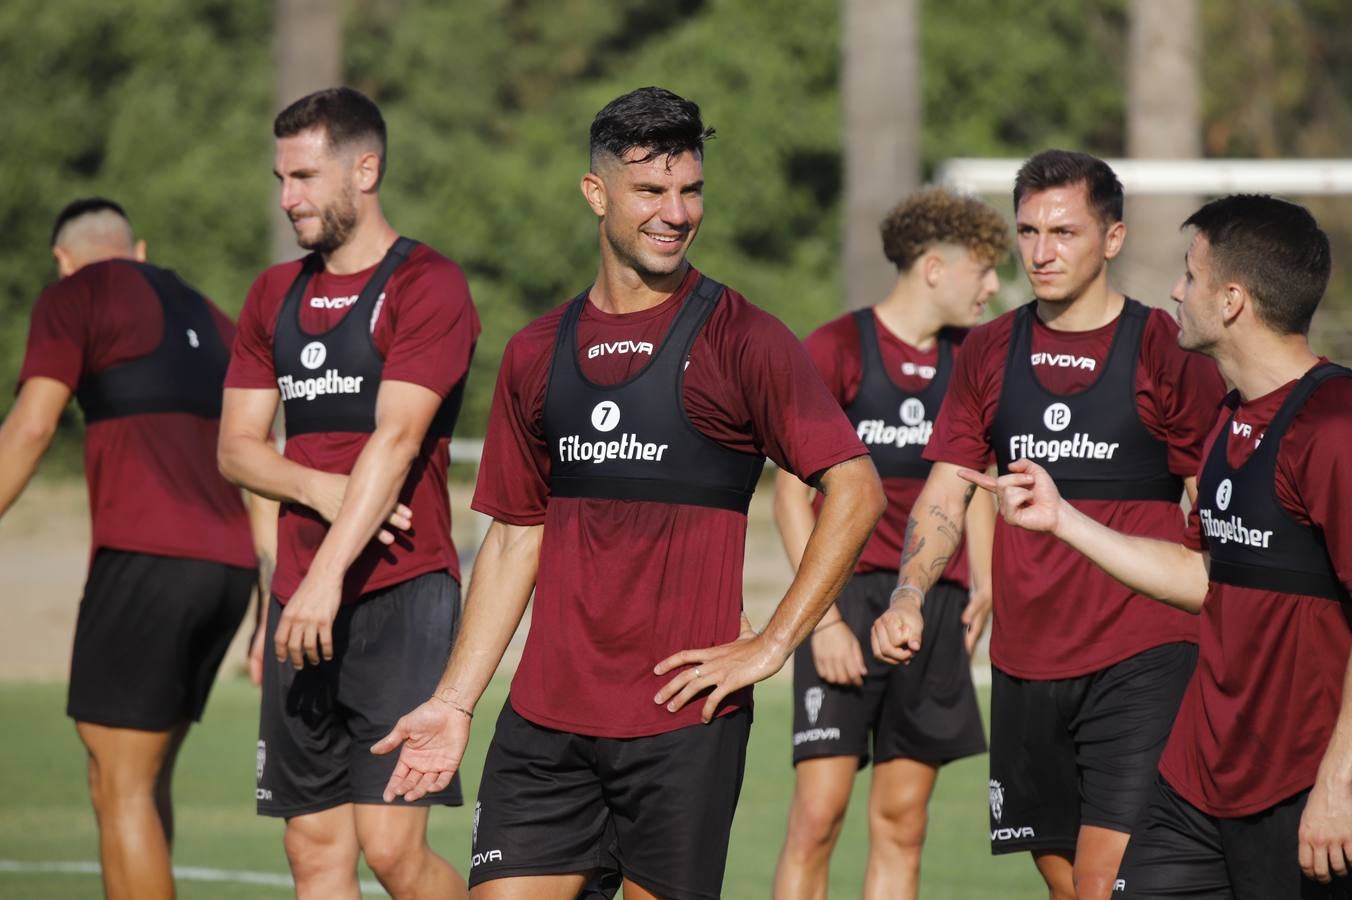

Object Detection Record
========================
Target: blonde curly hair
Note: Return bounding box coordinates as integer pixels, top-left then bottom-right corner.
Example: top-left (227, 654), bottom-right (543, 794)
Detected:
top-left (880, 187), bottom-right (1010, 272)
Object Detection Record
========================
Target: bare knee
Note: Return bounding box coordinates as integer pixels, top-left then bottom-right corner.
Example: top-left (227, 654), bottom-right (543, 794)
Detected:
top-left (1073, 865), bottom-right (1120, 900)
top-left (785, 793), bottom-right (849, 854)
top-left (362, 831), bottom-right (426, 889)
top-left (285, 817), bottom-right (359, 887)
top-left (870, 799), bottom-right (928, 852)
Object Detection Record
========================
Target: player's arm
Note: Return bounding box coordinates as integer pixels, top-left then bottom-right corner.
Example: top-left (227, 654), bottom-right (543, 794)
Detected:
top-left (270, 380), bottom-right (437, 669)
top-left (373, 518), bottom-right (543, 802)
top-left (773, 467), bottom-right (867, 686)
top-left (0, 377), bottom-right (69, 518)
top-left (244, 489), bottom-right (279, 686)
top-left (959, 459), bottom-right (1209, 612)
top-left (961, 474), bottom-right (996, 655)
top-left (1299, 651), bottom-right (1352, 883)
top-left (656, 454), bottom-right (885, 721)
top-left (871, 461), bottom-right (975, 664)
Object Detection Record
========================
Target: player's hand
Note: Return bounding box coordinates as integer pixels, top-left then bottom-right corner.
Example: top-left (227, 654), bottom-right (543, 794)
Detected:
top-left (962, 585), bottom-right (992, 656)
top-left (957, 459), bottom-right (1063, 534)
top-left (871, 586), bottom-right (924, 665)
top-left (1298, 768), bottom-right (1352, 882)
top-left (306, 470), bottom-right (412, 546)
top-left (371, 695), bottom-right (474, 803)
top-left (274, 575), bottom-right (342, 669)
top-left (248, 616), bottom-right (267, 686)
top-left (653, 632), bottom-right (787, 723)
top-left (810, 619), bottom-right (867, 686)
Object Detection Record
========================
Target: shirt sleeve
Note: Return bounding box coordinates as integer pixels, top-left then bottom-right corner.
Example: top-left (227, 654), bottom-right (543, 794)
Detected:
top-left (925, 321), bottom-right (1000, 469)
top-left (470, 327), bottom-right (553, 525)
top-left (18, 278), bottom-right (92, 391)
top-left (380, 259), bottom-right (481, 397)
top-left (1139, 311), bottom-right (1228, 478)
top-left (225, 272), bottom-right (282, 390)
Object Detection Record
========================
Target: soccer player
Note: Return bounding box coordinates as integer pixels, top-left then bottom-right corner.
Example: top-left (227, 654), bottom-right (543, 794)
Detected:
top-left (218, 87), bottom-right (479, 899)
top-left (772, 187), bottom-right (1005, 899)
top-left (961, 194), bottom-right (1351, 899)
top-left (0, 198), bottom-right (262, 900)
top-left (871, 150), bottom-right (1227, 900)
top-left (371, 86), bottom-right (884, 899)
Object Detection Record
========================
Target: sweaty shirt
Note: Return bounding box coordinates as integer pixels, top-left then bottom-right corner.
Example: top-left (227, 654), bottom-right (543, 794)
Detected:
top-left (1161, 370), bottom-right (1352, 818)
top-left (925, 302), bottom-right (1225, 678)
top-left (473, 267), bottom-right (868, 738)
top-left (19, 259), bottom-right (254, 570)
top-left (226, 243), bottom-right (479, 603)
top-left (803, 311), bottom-right (969, 585)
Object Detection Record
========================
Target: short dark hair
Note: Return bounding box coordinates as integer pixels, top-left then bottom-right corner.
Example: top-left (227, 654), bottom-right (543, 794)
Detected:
top-left (1013, 149), bottom-right (1124, 226)
top-left (881, 187), bottom-right (1010, 271)
top-left (50, 197), bottom-right (129, 247)
top-left (1183, 195), bottom-right (1331, 336)
top-left (589, 87), bottom-right (715, 169)
top-left (274, 87), bottom-right (388, 185)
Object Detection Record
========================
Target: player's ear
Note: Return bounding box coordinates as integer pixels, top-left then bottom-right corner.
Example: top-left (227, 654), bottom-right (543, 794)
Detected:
top-left (354, 150), bottom-right (381, 193)
top-left (581, 172), bottom-right (607, 218)
top-left (133, 239), bottom-right (147, 262)
top-left (1103, 220), bottom-right (1126, 260)
top-left (923, 251), bottom-right (944, 288)
top-left (53, 245), bottom-right (76, 278)
top-left (1222, 282), bottom-right (1248, 325)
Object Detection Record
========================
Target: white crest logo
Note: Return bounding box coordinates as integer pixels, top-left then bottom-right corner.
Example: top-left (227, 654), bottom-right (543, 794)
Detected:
top-left (472, 801), bottom-right (481, 847)
top-left (899, 398), bottom-right (926, 427)
top-left (1043, 402), bottom-right (1072, 432)
top-left (186, 328), bottom-right (200, 348)
top-left (591, 400), bottom-right (621, 432)
top-left (805, 686), bottom-right (824, 726)
top-left (300, 341), bottom-right (327, 370)
top-left (989, 779), bottom-right (1004, 822)
top-left (256, 740), bottom-right (266, 782)
top-left (1216, 478), bottom-right (1233, 512)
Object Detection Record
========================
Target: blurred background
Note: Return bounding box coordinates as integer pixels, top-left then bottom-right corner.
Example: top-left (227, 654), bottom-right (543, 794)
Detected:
top-left (1, 1), bottom-right (1349, 895)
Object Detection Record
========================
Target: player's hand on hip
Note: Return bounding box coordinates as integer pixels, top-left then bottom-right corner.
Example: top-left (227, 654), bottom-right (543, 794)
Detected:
top-left (274, 576), bottom-right (342, 669)
top-left (306, 470), bottom-right (412, 546)
top-left (1298, 769), bottom-right (1352, 883)
top-left (653, 632), bottom-right (785, 724)
top-left (810, 621), bottom-right (867, 686)
top-left (371, 697), bottom-right (472, 803)
top-left (871, 587), bottom-right (924, 664)
top-left (957, 459), bottom-right (1062, 534)
top-left (961, 585), bottom-right (992, 656)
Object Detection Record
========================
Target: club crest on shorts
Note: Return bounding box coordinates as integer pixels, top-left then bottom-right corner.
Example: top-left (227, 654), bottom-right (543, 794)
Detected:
top-left (472, 801), bottom-right (481, 848)
top-left (804, 686), bottom-right (824, 726)
top-left (989, 779), bottom-right (1004, 822)
top-left (256, 740), bottom-right (266, 782)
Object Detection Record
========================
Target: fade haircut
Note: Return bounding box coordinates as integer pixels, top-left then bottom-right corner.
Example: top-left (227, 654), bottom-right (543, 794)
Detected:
top-left (1183, 194), bottom-right (1331, 336)
top-left (50, 197), bottom-right (129, 247)
top-left (589, 87), bottom-right (715, 170)
top-left (1013, 149), bottom-right (1124, 227)
top-left (881, 187), bottom-right (1011, 271)
top-left (274, 87), bottom-right (388, 186)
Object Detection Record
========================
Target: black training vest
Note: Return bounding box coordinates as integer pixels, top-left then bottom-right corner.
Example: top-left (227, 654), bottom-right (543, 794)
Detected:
top-left (991, 299), bottom-right (1182, 501)
top-left (272, 238), bottom-right (464, 437)
top-left (1196, 363), bottom-right (1350, 602)
top-left (76, 262), bottom-right (230, 423)
top-left (542, 275), bottom-right (764, 514)
top-left (844, 310), bottom-right (954, 479)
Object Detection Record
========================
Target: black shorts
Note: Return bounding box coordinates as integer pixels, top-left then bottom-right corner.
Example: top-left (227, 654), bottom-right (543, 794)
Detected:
top-left (1115, 777), bottom-right (1352, 899)
top-left (255, 571), bottom-right (463, 817)
top-left (470, 700), bottom-right (752, 900)
top-left (67, 549), bottom-right (253, 731)
top-left (989, 641), bottom-right (1197, 855)
top-left (791, 574), bottom-right (986, 767)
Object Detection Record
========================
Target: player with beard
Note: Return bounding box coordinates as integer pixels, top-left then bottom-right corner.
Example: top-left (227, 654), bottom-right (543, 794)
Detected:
top-left (871, 151), bottom-right (1226, 899)
top-left (962, 194), bottom-right (1352, 898)
top-left (371, 86), bottom-right (884, 900)
top-left (773, 187), bottom-right (1005, 900)
top-left (219, 87), bottom-right (479, 899)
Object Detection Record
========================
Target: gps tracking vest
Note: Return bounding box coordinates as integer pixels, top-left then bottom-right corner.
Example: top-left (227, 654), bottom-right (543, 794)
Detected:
top-left (542, 275), bottom-right (764, 513)
top-left (76, 262), bottom-right (230, 422)
top-left (272, 238), bottom-right (464, 437)
top-left (1196, 363), bottom-right (1350, 602)
top-left (991, 299), bottom-right (1182, 501)
top-left (846, 309), bottom-right (953, 479)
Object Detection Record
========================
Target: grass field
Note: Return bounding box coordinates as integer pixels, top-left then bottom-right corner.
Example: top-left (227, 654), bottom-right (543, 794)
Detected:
top-left (0, 675), bottom-right (1048, 898)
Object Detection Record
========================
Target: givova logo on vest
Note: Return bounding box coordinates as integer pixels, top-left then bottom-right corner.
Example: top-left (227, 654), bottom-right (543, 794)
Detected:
top-left (1199, 478), bottom-right (1274, 548)
top-left (278, 340), bottom-right (366, 402)
top-left (857, 398), bottom-right (933, 448)
top-left (557, 401), bottom-right (671, 464)
top-left (1008, 403), bottom-right (1121, 463)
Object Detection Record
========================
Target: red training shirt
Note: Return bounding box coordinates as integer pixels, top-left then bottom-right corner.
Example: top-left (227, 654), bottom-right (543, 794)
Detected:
top-left (803, 310), bottom-right (969, 585)
top-left (226, 243), bottom-right (479, 603)
top-left (473, 267), bottom-right (869, 738)
top-left (925, 302), bottom-right (1225, 678)
top-left (1161, 368), bottom-right (1352, 817)
top-left (18, 259), bottom-right (255, 570)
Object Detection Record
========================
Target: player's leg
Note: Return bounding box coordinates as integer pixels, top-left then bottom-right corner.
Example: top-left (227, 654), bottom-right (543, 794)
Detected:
top-left (1115, 777), bottom-right (1230, 899)
top-left (864, 758), bottom-right (938, 900)
top-left (774, 756), bottom-right (860, 899)
top-left (355, 804), bottom-right (465, 899)
top-left (76, 722), bottom-right (181, 900)
top-left (284, 806), bottom-right (362, 899)
top-left (471, 874), bottom-right (591, 899)
top-left (151, 721), bottom-right (190, 845)
top-left (1033, 851), bottom-right (1077, 900)
top-left (1073, 643), bottom-right (1198, 899)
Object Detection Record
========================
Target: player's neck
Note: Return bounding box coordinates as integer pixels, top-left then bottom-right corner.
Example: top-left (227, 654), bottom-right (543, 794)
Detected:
top-left (1035, 278), bottom-right (1124, 332)
top-left (588, 256), bottom-right (689, 315)
top-left (1217, 332), bottom-right (1320, 402)
top-left (873, 285), bottom-right (943, 351)
top-left (322, 212), bottom-right (399, 276)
